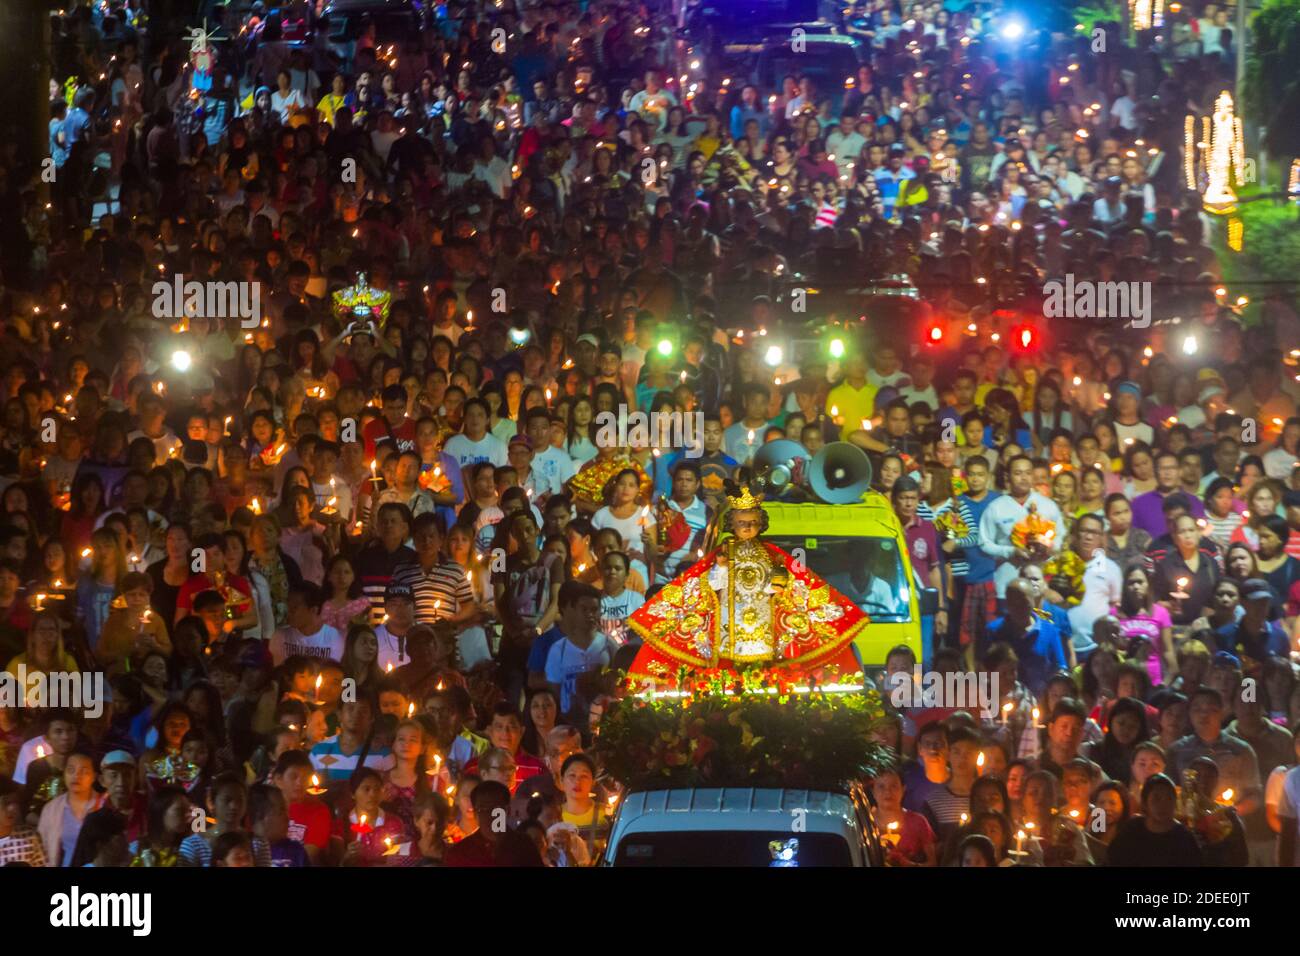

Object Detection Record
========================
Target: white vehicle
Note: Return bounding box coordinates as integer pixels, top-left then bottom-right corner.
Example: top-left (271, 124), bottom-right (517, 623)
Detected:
top-left (601, 786), bottom-right (882, 867)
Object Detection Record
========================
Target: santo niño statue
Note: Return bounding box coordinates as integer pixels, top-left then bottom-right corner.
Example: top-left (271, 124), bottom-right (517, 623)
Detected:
top-left (626, 486), bottom-right (867, 684)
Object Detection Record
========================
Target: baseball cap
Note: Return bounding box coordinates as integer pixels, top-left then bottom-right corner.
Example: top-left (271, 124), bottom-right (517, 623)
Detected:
top-left (1115, 380), bottom-right (1142, 398)
top-left (1197, 384), bottom-right (1225, 404)
top-left (102, 750), bottom-right (136, 768)
top-left (385, 583), bottom-right (414, 602)
top-left (575, 333), bottom-right (600, 348)
top-left (508, 434), bottom-right (533, 449)
top-left (1241, 578), bottom-right (1274, 602)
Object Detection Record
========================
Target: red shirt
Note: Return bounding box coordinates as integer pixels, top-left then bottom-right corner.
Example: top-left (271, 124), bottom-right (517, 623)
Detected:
top-left (463, 749), bottom-right (547, 794)
top-left (175, 572), bottom-right (253, 617)
top-left (903, 515), bottom-right (940, 583)
top-left (287, 798), bottom-right (332, 852)
top-left (363, 416), bottom-right (418, 458)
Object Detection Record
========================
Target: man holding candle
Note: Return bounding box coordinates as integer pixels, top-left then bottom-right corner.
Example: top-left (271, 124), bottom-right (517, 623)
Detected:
top-left (1168, 687), bottom-right (1263, 819)
top-left (362, 384), bottom-right (419, 459)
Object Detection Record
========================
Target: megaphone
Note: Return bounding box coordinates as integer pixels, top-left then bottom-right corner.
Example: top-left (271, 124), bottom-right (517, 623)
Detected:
top-left (751, 439), bottom-right (811, 494)
top-left (809, 442), bottom-right (874, 504)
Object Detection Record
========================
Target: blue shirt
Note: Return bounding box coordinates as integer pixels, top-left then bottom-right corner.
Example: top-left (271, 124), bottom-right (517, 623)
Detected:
top-left (958, 491), bottom-right (1000, 584)
top-left (984, 615), bottom-right (1067, 697)
top-left (526, 625), bottom-right (566, 674)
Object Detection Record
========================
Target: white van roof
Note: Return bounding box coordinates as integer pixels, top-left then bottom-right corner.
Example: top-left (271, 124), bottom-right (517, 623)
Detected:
top-left (614, 787), bottom-right (858, 834)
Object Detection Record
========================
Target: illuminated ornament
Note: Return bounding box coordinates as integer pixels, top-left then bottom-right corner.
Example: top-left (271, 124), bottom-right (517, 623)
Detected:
top-left (1185, 91), bottom-right (1245, 215)
top-left (1227, 217), bottom-right (1243, 252)
top-left (332, 273), bottom-right (392, 325)
top-left (1127, 0), bottom-right (1164, 31)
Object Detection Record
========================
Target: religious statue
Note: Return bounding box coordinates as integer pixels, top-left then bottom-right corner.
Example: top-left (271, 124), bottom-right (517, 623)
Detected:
top-left (626, 486), bottom-right (866, 685)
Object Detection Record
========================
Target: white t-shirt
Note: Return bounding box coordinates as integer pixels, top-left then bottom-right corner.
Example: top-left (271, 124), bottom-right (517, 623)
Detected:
top-left (591, 507), bottom-right (654, 583)
top-left (545, 634), bottom-right (611, 715)
top-left (1114, 420), bottom-right (1155, 449)
top-left (269, 623), bottom-right (344, 665)
top-left (373, 623), bottom-right (409, 672)
top-left (443, 432), bottom-right (508, 471)
top-left (599, 589), bottom-right (645, 647)
top-left (311, 478), bottom-right (352, 519)
top-left (532, 445), bottom-right (577, 498)
top-left (127, 428), bottom-right (183, 462)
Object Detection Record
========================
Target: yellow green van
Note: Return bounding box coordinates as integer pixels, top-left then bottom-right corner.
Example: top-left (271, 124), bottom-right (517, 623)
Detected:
top-left (763, 494), bottom-right (928, 670)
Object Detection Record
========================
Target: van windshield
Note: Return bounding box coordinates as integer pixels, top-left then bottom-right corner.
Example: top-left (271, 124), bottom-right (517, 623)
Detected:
top-left (763, 535), bottom-right (911, 621)
top-left (613, 830), bottom-right (853, 866)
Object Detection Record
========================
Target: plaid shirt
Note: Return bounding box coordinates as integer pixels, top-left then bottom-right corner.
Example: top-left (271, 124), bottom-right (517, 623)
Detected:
top-left (0, 826), bottom-right (47, 866)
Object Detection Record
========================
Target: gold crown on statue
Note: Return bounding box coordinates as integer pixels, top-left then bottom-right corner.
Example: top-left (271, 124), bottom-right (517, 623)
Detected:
top-left (726, 485), bottom-right (763, 510)
top-left (332, 273), bottom-right (391, 324)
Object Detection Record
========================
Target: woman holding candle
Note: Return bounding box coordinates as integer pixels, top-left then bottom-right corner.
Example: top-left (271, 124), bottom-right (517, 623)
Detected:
top-left (97, 572), bottom-right (172, 672)
top-left (1105, 774), bottom-right (1204, 866)
top-left (591, 468), bottom-right (654, 584)
top-left (1229, 479), bottom-right (1283, 551)
top-left (59, 472), bottom-right (106, 570)
top-left (74, 528), bottom-right (127, 655)
top-left (1018, 769), bottom-right (1092, 865)
top-left (339, 767), bottom-right (411, 866)
top-left (870, 765), bottom-right (937, 866)
top-left (383, 719), bottom-right (432, 833)
top-left (558, 753), bottom-right (606, 861)
top-left (1151, 513), bottom-right (1221, 628)
top-left (1111, 564), bottom-right (1177, 686)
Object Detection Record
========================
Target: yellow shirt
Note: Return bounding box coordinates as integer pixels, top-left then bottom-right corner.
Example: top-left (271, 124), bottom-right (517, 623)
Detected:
top-left (316, 93), bottom-right (346, 126)
top-left (562, 802), bottom-right (607, 828)
top-left (826, 381), bottom-right (879, 431)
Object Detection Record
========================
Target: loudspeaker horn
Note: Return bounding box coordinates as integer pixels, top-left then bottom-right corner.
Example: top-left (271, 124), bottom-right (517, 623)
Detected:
top-left (809, 441), bottom-right (874, 504)
top-left (751, 439), bottom-right (811, 493)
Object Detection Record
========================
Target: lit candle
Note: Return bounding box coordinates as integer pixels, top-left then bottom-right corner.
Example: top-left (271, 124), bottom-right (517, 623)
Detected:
top-left (307, 774), bottom-right (327, 795)
top-left (1001, 701), bottom-right (1013, 726)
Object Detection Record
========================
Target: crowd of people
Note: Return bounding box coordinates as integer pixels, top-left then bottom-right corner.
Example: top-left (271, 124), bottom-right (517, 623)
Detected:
top-left (0, 0), bottom-right (1297, 868)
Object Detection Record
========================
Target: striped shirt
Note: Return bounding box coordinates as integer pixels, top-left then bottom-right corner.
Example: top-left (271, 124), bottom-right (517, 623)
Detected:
top-left (921, 785), bottom-right (971, 839)
top-left (392, 560), bottom-right (475, 624)
top-left (356, 542), bottom-right (419, 624)
top-left (932, 498), bottom-right (981, 579)
top-left (309, 735), bottom-right (396, 782)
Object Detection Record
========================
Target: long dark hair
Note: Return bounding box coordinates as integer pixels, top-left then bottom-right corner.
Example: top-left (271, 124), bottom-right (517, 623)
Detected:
top-left (144, 785), bottom-right (190, 851)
